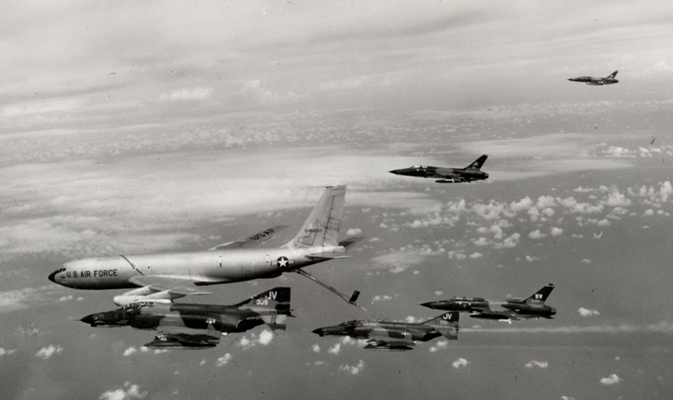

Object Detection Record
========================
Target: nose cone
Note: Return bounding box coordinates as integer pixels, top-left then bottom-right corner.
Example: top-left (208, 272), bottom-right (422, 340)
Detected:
top-left (550, 308), bottom-right (557, 316)
top-left (48, 270), bottom-right (58, 283)
top-left (80, 314), bottom-right (94, 325)
top-left (420, 301), bottom-right (445, 310)
top-left (389, 170), bottom-right (400, 175)
top-left (312, 328), bottom-right (326, 336)
top-left (483, 173), bottom-right (489, 179)
top-left (312, 325), bottom-right (346, 337)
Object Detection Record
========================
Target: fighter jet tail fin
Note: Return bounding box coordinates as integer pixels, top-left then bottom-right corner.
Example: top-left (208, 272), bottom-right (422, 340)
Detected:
top-left (284, 185), bottom-right (346, 249)
top-left (465, 155), bottom-right (488, 170)
top-left (234, 287), bottom-right (291, 313)
top-left (608, 70), bottom-right (618, 78)
top-left (425, 312), bottom-right (460, 340)
top-left (526, 283), bottom-right (555, 304)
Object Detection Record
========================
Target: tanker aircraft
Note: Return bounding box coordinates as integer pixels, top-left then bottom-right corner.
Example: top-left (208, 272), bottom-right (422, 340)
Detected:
top-left (421, 284), bottom-right (556, 322)
top-left (80, 287), bottom-right (291, 349)
top-left (389, 154), bottom-right (489, 183)
top-left (568, 70), bottom-right (619, 85)
top-left (312, 312), bottom-right (459, 351)
top-left (49, 186), bottom-right (361, 306)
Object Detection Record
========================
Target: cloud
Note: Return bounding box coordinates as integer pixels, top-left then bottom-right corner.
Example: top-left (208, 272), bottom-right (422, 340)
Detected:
top-left (529, 230), bottom-right (547, 239)
top-left (215, 353), bottom-right (233, 367)
top-left (237, 330), bottom-right (274, 349)
top-left (159, 87), bottom-right (212, 101)
top-left (35, 344), bottom-right (63, 360)
top-left (577, 307), bottom-right (600, 317)
top-left (525, 360), bottom-right (549, 369)
top-left (339, 359), bottom-right (365, 375)
top-left (346, 228), bottom-right (363, 236)
top-left (327, 343), bottom-right (341, 355)
top-left (599, 373), bottom-right (621, 385)
top-left (123, 347), bottom-right (137, 357)
top-left (452, 358), bottom-right (469, 369)
top-left (429, 340), bottom-right (448, 352)
top-left (99, 382), bottom-right (147, 400)
top-left (371, 250), bottom-right (429, 274)
top-left (469, 252), bottom-right (483, 259)
top-left (371, 294), bottom-right (393, 303)
top-left (0, 348), bottom-right (17, 357)
top-left (0, 285), bottom-right (60, 313)
top-left (258, 330), bottom-right (273, 346)
top-left (550, 227), bottom-right (563, 237)
top-left (311, 344), bottom-right (321, 353)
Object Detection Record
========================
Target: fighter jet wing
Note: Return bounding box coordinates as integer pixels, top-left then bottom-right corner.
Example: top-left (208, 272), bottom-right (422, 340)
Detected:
top-left (435, 177), bottom-right (465, 183)
top-left (112, 276), bottom-right (216, 305)
top-left (209, 225), bottom-right (289, 251)
top-left (144, 325), bottom-right (221, 349)
top-left (364, 338), bottom-right (415, 351)
top-left (470, 309), bottom-right (521, 321)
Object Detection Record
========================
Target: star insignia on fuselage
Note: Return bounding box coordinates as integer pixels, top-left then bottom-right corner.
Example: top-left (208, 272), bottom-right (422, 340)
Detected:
top-left (276, 256), bottom-right (289, 268)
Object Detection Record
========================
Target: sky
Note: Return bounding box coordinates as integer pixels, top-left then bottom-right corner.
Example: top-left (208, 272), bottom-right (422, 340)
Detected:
top-left (2, 0), bottom-right (673, 399)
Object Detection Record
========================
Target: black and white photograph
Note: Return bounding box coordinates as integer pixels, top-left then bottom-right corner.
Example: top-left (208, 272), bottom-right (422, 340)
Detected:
top-left (1, 1), bottom-right (673, 399)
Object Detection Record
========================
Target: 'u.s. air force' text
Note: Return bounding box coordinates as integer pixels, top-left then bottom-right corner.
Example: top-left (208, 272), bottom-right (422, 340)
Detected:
top-left (65, 270), bottom-right (118, 278)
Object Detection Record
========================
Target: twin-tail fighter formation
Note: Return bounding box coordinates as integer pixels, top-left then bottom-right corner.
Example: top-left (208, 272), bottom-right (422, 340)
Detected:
top-left (389, 154), bottom-right (489, 183)
top-left (81, 287), bottom-right (292, 349)
top-left (421, 284), bottom-right (556, 322)
top-left (49, 185), bottom-right (361, 307)
top-left (568, 70), bottom-right (619, 85)
top-left (313, 312), bottom-right (460, 351)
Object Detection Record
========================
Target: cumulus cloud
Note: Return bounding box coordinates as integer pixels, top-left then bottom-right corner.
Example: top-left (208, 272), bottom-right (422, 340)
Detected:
top-left (371, 295), bottom-right (393, 303)
top-left (429, 340), bottom-right (448, 353)
top-left (327, 343), bottom-right (341, 355)
top-left (99, 382), bottom-right (147, 400)
top-left (346, 228), bottom-right (363, 236)
top-left (237, 330), bottom-right (273, 349)
top-left (599, 373), bottom-right (621, 385)
top-left (215, 353), bottom-right (233, 367)
top-left (35, 344), bottom-right (63, 360)
top-left (469, 252), bottom-right (483, 259)
top-left (0, 348), bottom-right (17, 357)
top-left (577, 307), bottom-right (600, 317)
top-left (550, 227), bottom-right (563, 237)
top-left (123, 347), bottom-right (137, 357)
top-left (122, 346), bottom-right (149, 357)
top-left (371, 250), bottom-right (428, 274)
top-left (525, 360), bottom-right (548, 369)
top-left (529, 229), bottom-right (547, 239)
top-left (258, 330), bottom-right (273, 346)
top-left (311, 344), bottom-right (321, 353)
top-left (452, 358), bottom-right (469, 369)
top-left (339, 359), bottom-right (365, 375)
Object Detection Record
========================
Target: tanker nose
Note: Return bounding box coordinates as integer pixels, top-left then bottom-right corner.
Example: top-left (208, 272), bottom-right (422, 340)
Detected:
top-left (48, 270), bottom-right (57, 283)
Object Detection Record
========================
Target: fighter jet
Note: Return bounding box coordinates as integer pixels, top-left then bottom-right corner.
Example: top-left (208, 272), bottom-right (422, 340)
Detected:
top-left (80, 287), bottom-right (291, 349)
top-left (568, 70), bottom-right (619, 85)
top-left (389, 155), bottom-right (488, 183)
top-left (312, 312), bottom-right (459, 351)
top-left (421, 284), bottom-right (556, 322)
top-left (49, 186), bottom-right (361, 306)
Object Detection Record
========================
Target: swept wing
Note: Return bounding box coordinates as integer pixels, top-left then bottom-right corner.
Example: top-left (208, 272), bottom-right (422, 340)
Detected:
top-left (144, 325), bottom-right (221, 349)
top-left (209, 225), bottom-right (289, 251)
